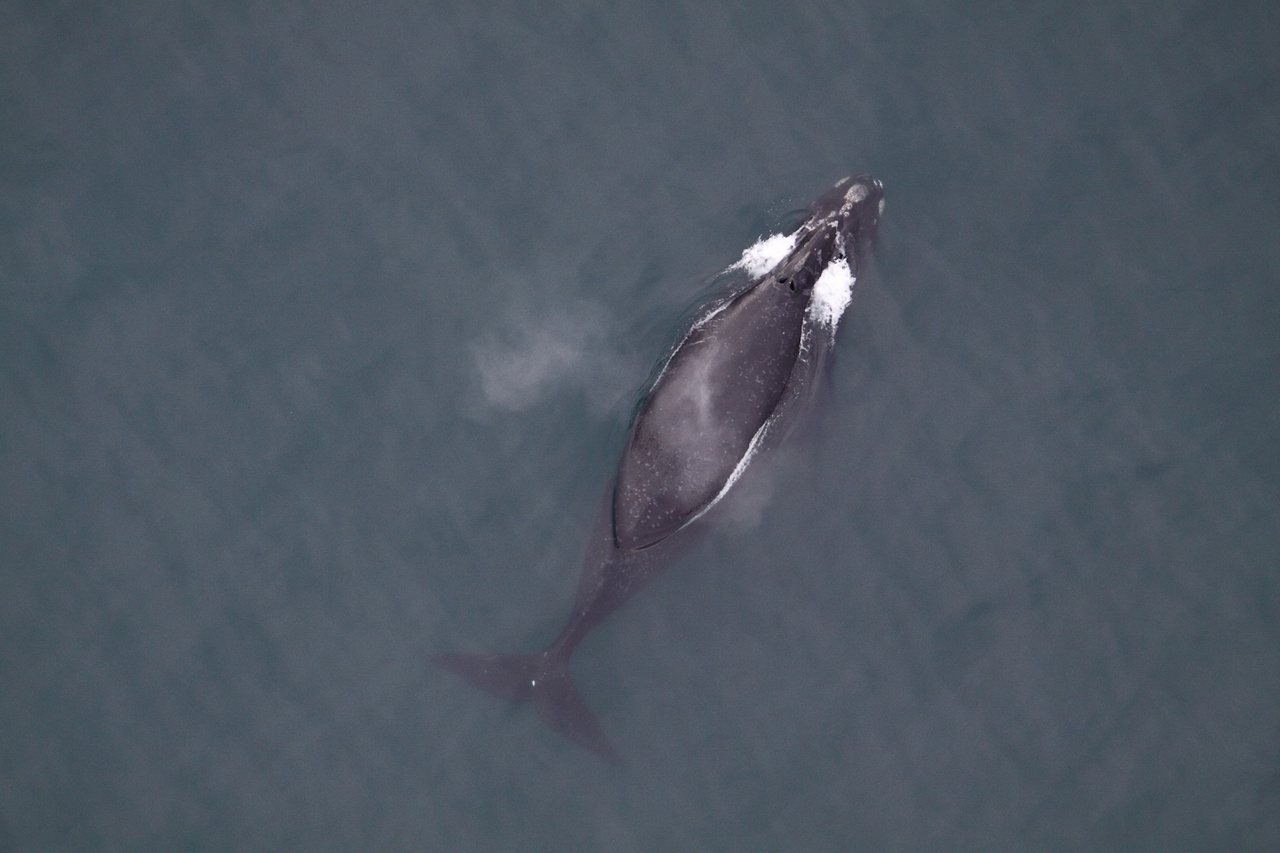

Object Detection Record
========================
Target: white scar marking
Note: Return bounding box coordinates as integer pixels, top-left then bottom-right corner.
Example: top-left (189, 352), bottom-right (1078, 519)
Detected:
top-left (840, 182), bottom-right (869, 215)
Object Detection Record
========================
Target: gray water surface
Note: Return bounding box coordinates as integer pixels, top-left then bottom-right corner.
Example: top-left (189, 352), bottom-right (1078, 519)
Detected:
top-left (2, 1), bottom-right (1278, 849)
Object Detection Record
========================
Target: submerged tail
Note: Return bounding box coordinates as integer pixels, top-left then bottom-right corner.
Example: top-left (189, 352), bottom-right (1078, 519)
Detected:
top-left (432, 651), bottom-right (619, 763)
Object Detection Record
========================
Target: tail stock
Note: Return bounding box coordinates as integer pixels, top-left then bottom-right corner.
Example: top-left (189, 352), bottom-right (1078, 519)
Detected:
top-left (432, 650), bottom-right (619, 763)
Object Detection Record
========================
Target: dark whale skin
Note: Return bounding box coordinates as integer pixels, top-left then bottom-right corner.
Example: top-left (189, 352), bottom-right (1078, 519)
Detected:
top-left (435, 175), bottom-right (884, 761)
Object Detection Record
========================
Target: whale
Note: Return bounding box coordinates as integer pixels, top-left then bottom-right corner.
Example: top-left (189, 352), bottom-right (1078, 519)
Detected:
top-left (434, 175), bottom-right (885, 761)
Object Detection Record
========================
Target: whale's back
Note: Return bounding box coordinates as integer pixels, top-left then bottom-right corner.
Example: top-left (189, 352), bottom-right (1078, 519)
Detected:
top-left (612, 277), bottom-right (807, 550)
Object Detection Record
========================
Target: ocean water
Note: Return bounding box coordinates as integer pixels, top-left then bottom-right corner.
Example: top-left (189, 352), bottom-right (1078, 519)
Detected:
top-left (2, 1), bottom-right (1278, 849)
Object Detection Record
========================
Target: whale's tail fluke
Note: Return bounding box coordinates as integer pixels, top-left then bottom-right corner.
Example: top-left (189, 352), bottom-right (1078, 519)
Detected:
top-left (432, 651), bottom-right (619, 763)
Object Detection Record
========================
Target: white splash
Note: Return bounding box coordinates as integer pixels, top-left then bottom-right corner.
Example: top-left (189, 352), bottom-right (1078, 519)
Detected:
top-left (808, 256), bottom-right (855, 331)
top-left (729, 232), bottom-right (798, 279)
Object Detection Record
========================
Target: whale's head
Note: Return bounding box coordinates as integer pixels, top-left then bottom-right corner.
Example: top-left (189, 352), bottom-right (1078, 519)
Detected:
top-left (772, 175), bottom-right (884, 294)
top-left (817, 174), bottom-right (884, 255)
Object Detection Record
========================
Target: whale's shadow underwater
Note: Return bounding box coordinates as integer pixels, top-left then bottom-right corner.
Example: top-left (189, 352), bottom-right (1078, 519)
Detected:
top-left (435, 176), bottom-right (885, 761)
